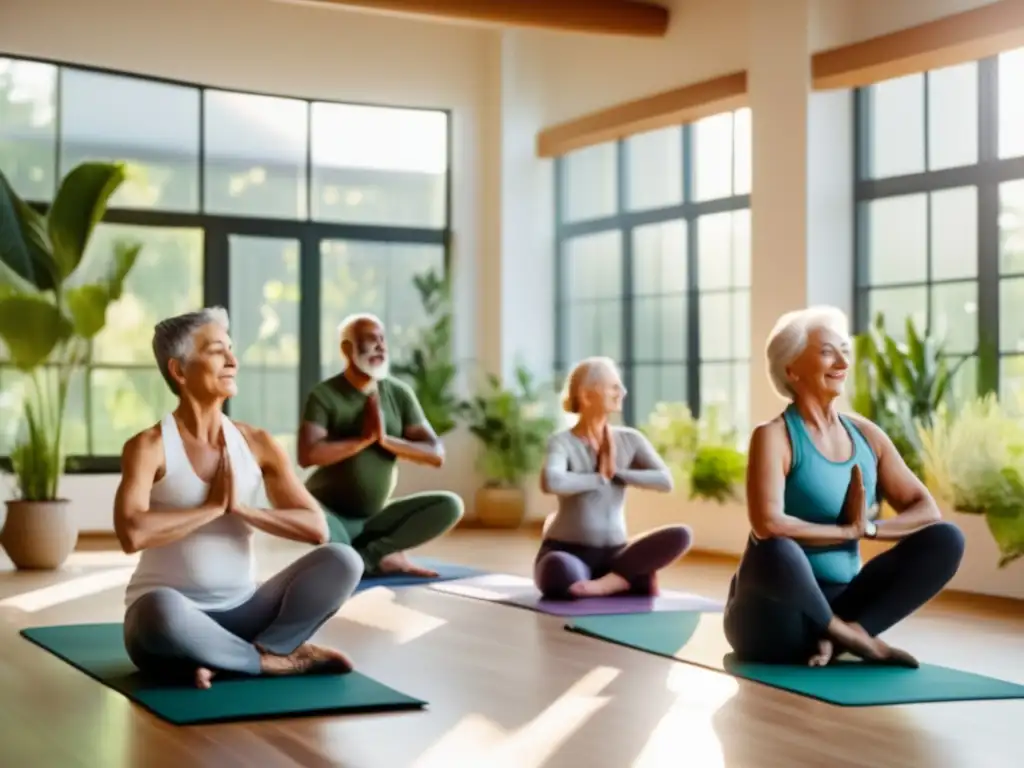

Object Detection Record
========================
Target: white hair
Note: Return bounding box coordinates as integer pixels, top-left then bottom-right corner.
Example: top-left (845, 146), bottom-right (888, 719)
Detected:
top-left (337, 312), bottom-right (384, 350)
top-left (152, 307), bottom-right (230, 394)
top-left (765, 305), bottom-right (850, 400)
top-left (561, 356), bottom-right (619, 413)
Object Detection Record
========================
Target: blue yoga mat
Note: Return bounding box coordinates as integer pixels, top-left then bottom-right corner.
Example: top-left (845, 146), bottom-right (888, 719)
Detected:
top-left (353, 557), bottom-right (487, 593)
top-left (566, 611), bottom-right (1024, 707)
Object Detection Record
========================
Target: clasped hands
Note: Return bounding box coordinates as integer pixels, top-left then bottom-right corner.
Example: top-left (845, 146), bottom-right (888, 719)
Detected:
top-left (583, 424), bottom-right (618, 483)
top-left (206, 446), bottom-right (242, 515)
top-left (360, 392), bottom-right (387, 445)
top-left (841, 464), bottom-right (874, 538)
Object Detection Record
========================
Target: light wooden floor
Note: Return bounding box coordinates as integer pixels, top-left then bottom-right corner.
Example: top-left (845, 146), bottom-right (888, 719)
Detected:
top-left (0, 529), bottom-right (1021, 768)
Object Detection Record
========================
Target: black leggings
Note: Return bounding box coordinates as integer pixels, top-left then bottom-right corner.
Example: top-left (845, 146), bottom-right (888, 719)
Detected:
top-left (723, 522), bottom-right (965, 664)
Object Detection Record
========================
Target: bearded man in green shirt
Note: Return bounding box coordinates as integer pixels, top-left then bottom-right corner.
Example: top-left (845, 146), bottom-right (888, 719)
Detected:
top-left (298, 313), bottom-right (463, 577)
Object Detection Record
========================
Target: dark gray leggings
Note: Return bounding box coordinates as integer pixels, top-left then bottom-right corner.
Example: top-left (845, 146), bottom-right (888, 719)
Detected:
top-left (123, 544), bottom-right (363, 679)
top-left (534, 524), bottom-right (693, 599)
top-left (723, 522), bottom-right (965, 664)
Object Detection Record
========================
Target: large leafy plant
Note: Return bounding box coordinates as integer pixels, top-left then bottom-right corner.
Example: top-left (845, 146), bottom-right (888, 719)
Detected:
top-left (0, 162), bottom-right (141, 500)
top-left (642, 402), bottom-right (747, 503)
top-left (459, 365), bottom-right (556, 487)
top-left (917, 394), bottom-right (1024, 567)
top-left (851, 312), bottom-right (964, 479)
top-left (391, 269), bottom-right (459, 436)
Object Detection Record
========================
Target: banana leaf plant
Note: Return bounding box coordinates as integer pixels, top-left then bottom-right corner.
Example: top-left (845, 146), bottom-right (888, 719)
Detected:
top-left (391, 269), bottom-right (459, 436)
top-left (851, 312), bottom-right (965, 479)
top-left (0, 162), bottom-right (141, 500)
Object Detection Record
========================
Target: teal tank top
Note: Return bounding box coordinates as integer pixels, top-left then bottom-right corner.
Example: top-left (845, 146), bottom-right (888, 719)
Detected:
top-left (779, 404), bottom-right (878, 584)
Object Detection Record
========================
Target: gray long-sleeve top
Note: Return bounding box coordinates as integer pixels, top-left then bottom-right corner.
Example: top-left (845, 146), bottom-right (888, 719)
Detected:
top-left (539, 426), bottom-right (674, 547)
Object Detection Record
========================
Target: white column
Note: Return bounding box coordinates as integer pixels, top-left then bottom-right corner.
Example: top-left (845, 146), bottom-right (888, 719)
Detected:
top-left (748, 0), bottom-right (854, 425)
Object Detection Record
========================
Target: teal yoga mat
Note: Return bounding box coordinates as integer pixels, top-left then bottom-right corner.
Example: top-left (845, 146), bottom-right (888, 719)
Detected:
top-left (566, 611), bottom-right (1024, 707)
top-left (22, 623), bottom-right (426, 725)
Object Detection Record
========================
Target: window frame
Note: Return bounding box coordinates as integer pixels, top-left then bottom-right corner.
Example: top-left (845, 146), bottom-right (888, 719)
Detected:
top-left (553, 118), bottom-right (751, 427)
top-left (0, 53), bottom-right (452, 473)
top-left (852, 56), bottom-right (1024, 396)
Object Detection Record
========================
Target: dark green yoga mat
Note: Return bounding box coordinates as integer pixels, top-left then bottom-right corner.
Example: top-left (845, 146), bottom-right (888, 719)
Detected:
top-left (567, 611), bottom-right (1024, 707)
top-left (22, 623), bottom-right (426, 725)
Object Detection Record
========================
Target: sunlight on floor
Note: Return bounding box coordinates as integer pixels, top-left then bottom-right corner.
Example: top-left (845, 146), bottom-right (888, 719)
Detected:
top-left (412, 665), bottom-right (621, 768)
top-left (336, 588), bottom-right (447, 643)
top-left (0, 568), bottom-right (135, 612)
top-left (631, 663), bottom-right (738, 768)
top-left (65, 551), bottom-right (139, 568)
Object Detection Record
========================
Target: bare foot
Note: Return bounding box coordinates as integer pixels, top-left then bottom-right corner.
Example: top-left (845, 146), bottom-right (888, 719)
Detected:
top-left (258, 643), bottom-right (354, 676)
top-left (195, 667), bottom-right (216, 689)
top-left (569, 572), bottom-right (631, 598)
top-left (808, 638), bottom-right (834, 667)
top-left (377, 551), bottom-right (437, 578)
top-left (827, 619), bottom-right (918, 668)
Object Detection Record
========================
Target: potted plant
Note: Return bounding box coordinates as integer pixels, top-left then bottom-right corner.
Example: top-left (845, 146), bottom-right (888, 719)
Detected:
top-left (459, 365), bottom-right (556, 528)
top-left (0, 162), bottom-right (141, 569)
top-left (391, 269), bottom-right (459, 436)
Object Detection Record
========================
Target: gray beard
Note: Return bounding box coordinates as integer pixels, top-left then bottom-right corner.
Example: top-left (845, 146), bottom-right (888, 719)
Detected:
top-left (353, 352), bottom-right (389, 382)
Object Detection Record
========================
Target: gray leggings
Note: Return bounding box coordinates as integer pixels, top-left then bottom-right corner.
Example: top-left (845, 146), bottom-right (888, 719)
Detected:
top-left (123, 544), bottom-right (363, 678)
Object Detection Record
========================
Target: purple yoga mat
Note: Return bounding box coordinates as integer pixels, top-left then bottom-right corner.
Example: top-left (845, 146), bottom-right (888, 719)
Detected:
top-left (428, 574), bottom-right (724, 616)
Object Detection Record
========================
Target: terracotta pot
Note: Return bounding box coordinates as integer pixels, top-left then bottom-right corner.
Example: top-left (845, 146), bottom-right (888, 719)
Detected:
top-left (475, 485), bottom-right (526, 528)
top-left (1, 499), bottom-right (78, 570)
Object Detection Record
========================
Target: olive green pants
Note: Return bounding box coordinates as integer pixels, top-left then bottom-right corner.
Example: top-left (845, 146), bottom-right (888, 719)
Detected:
top-left (323, 491), bottom-right (464, 573)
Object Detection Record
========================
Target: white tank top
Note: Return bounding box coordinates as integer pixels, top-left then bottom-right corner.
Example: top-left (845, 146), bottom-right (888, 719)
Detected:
top-left (124, 413), bottom-right (265, 612)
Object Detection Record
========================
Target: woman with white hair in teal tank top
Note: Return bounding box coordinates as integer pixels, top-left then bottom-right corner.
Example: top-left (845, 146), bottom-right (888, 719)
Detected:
top-left (724, 306), bottom-right (965, 668)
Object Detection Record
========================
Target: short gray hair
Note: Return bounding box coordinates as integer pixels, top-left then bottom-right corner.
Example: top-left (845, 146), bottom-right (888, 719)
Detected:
top-left (765, 305), bottom-right (849, 400)
top-left (152, 307), bottom-right (230, 394)
top-left (336, 312), bottom-right (384, 349)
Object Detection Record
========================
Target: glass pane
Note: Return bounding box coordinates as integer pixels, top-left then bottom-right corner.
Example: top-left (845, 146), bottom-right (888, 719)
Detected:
top-left (999, 277), bottom-right (1024, 352)
top-left (697, 212), bottom-right (731, 291)
top-left (732, 290), bottom-right (750, 359)
top-left (732, 361), bottom-right (751, 440)
top-left (0, 58), bottom-right (57, 200)
top-left (930, 281), bottom-right (977, 355)
top-left (625, 126), bottom-right (682, 211)
top-left (693, 111), bottom-right (733, 202)
top-left (927, 62), bottom-right (978, 171)
top-left (61, 68), bottom-right (200, 211)
top-left (0, 367), bottom-right (87, 456)
top-left (867, 286), bottom-right (928, 342)
top-left (733, 108), bottom-right (752, 196)
top-left (91, 368), bottom-right (178, 455)
top-left (88, 225), bottom-right (204, 365)
top-left (564, 230), bottom-right (622, 301)
top-left (319, 240), bottom-right (444, 375)
top-left (632, 219), bottom-right (686, 295)
top-left (562, 143), bottom-right (616, 223)
top-left (998, 48), bottom-right (1024, 160)
top-left (632, 364), bottom-right (686, 426)
top-left (233, 368), bottom-right (298, 460)
top-left (946, 355), bottom-right (977, 406)
top-left (865, 194), bottom-right (927, 286)
top-left (632, 296), bottom-right (686, 362)
top-left (931, 187), bottom-right (977, 280)
top-left (732, 209), bottom-right (751, 288)
top-left (566, 300), bottom-right (622, 363)
top-left (867, 73), bottom-right (925, 179)
top-left (699, 292), bottom-right (732, 359)
top-left (700, 362), bottom-right (731, 412)
top-left (1000, 179), bottom-right (1024, 275)
top-left (204, 90), bottom-right (307, 219)
top-left (1000, 355), bottom-right (1024, 404)
top-left (311, 103), bottom-right (447, 228)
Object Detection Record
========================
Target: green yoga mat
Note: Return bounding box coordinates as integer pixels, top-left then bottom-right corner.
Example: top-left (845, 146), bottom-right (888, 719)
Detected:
top-left (22, 623), bottom-right (426, 725)
top-left (567, 611), bottom-right (1024, 707)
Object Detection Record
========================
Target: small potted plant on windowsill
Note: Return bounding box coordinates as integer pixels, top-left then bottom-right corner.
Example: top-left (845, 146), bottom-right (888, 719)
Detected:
top-left (459, 365), bottom-right (556, 528)
top-left (0, 162), bottom-right (141, 569)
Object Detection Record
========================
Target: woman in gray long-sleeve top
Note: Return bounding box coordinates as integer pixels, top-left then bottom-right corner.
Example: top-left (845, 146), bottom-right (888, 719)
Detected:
top-left (536, 357), bottom-right (693, 599)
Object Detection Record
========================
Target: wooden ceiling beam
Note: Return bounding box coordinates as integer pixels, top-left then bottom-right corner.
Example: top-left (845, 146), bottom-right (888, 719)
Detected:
top-left (298, 0), bottom-right (671, 38)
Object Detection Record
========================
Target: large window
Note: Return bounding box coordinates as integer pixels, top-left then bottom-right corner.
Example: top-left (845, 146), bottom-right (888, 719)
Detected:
top-left (0, 56), bottom-right (450, 470)
top-left (855, 51), bottom-right (1024, 400)
top-left (554, 110), bottom-right (751, 433)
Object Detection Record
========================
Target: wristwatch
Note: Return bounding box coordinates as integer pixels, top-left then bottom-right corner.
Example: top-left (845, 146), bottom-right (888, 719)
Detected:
top-left (864, 520), bottom-right (878, 539)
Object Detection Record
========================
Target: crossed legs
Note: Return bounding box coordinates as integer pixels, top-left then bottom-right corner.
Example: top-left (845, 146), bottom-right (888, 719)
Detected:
top-left (723, 522), bottom-right (965, 666)
top-left (534, 524), bottom-right (693, 600)
top-left (124, 543), bottom-right (363, 687)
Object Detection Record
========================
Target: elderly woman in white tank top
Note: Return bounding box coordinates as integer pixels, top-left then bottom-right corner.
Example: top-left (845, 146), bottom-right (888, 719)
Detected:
top-left (536, 357), bottom-right (693, 599)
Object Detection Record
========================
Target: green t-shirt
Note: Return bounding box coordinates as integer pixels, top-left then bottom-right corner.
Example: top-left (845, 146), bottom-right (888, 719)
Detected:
top-left (302, 374), bottom-right (426, 518)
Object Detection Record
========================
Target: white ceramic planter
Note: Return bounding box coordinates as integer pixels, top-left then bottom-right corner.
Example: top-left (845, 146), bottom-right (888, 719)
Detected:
top-left (943, 508), bottom-right (1024, 601)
